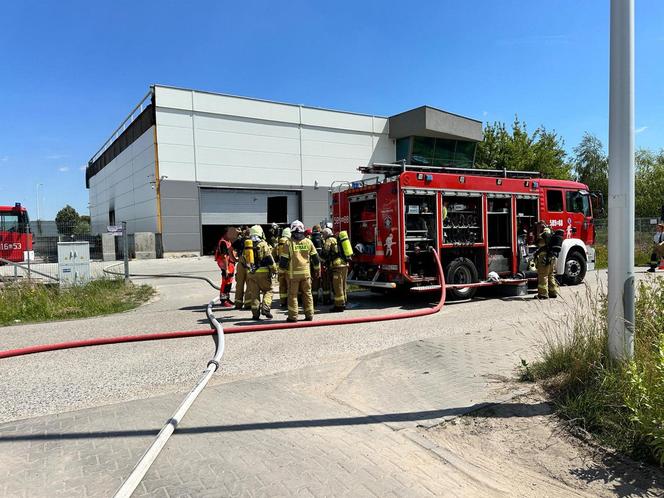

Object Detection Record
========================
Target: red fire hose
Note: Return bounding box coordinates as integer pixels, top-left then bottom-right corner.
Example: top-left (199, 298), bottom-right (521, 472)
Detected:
top-left (0, 249), bottom-right (445, 360)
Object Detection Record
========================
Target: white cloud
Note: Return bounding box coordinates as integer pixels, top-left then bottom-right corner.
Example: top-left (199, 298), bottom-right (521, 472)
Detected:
top-left (46, 153), bottom-right (68, 160)
top-left (58, 166), bottom-right (70, 172)
top-left (482, 111), bottom-right (488, 117)
top-left (0, 156), bottom-right (8, 162)
top-left (79, 165), bottom-right (86, 171)
top-left (635, 126), bottom-right (648, 134)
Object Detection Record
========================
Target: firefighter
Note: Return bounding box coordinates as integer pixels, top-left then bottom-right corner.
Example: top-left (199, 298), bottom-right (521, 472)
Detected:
top-left (533, 222), bottom-right (559, 299)
top-left (273, 227), bottom-right (291, 308)
top-left (322, 227), bottom-right (348, 312)
top-left (232, 227), bottom-right (250, 309)
top-left (280, 220), bottom-right (320, 322)
top-left (267, 223), bottom-right (280, 247)
top-left (310, 224), bottom-right (323, 304)
top-left (246, 225), bottom-right (277, 320)
top-left (214, 227), bottom-right (239, 308)
top-left (647, 222), bottom-right (664, 273)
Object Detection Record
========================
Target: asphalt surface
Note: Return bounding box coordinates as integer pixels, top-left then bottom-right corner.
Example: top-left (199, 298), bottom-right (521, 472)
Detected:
top-left (0, 257), bottom-right (656, 424)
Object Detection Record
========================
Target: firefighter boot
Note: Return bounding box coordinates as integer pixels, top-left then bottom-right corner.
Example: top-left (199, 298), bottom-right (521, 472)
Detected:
top-left (261, 303), bottom-right (273, 319)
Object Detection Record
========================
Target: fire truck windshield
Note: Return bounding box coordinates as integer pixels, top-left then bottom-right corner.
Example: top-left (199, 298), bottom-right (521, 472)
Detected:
top-left (0, 212), bottom-right (29, 233)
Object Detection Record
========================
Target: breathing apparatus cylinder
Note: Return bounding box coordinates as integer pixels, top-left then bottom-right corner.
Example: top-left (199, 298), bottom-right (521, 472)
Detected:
top-left (549, 230), bottom-right (564, 258)
top-left (243, 239), bottom-right (255, 265)
top-left (338, 231), bottom-right (353, 258)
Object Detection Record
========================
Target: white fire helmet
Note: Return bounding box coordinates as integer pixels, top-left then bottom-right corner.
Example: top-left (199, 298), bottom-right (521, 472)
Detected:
top-left (290, 220), bottom-right (305, 233)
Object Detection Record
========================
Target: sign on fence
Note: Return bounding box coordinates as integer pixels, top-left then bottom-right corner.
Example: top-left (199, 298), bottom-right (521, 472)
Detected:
top-left (107, 225), bottom-right (123, 236)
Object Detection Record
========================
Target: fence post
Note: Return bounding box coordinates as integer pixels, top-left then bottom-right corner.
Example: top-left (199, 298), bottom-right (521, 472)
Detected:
top-left (26, 252), bottom-right (31, 280)
top-left (122, 221), bottom-right (129, 283)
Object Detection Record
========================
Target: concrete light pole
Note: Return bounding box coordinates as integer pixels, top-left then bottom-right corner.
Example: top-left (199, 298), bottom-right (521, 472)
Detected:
top-left (36, 183), bottom-right (44, 221)
top-left (607, 0), bottom-right (635, 361)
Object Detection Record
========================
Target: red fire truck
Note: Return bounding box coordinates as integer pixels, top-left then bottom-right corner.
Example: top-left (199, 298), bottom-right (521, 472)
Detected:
top-left (331, 164), bottom-right (597, 299)
top-left (0, 203), bottom-right (33, 263)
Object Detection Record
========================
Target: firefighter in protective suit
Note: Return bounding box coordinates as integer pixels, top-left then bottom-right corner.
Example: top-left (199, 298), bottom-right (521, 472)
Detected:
top-left (321, 228), bottom-right (348, 312)
top-left (273, 227), bottom-right (291, 309)
top-left (232, 227), bottom-right (250, 309)
top-left (246, 225), bottom-right (277, 320)
top-left (280, 220), bottom-right (320, 322)
top-left (533, 222), bottom-right (559, 299)
top-left (214, 227), bottom-right (238, 308)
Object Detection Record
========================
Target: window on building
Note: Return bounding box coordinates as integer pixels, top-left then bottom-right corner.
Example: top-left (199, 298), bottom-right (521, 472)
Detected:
top-left (546, 190), bottom-right (564, 212)
top-left (454, 141), bottom-right (476, 167)
top-left (433, 139), bottom-right (455, 165)
top-left (411, 137), bottom-right (435, 165)
top-left (396, 137), bottom-right (411, 162)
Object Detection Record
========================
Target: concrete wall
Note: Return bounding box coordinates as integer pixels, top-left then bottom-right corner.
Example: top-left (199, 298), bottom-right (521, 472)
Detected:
top-left (88, 127), bottom-right (157, 235)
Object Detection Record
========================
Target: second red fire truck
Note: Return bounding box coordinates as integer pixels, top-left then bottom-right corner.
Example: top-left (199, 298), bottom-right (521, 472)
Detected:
top-left (0, 203), bottom-right (33, 264)
top-left (332, 163), bottom-right (597, 299)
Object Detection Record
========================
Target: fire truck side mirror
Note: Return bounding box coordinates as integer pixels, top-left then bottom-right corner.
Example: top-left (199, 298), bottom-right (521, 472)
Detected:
top-left (590, 192), bottom-right (605, 216)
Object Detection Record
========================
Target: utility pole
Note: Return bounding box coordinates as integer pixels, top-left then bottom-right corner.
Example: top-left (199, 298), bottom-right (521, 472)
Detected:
top-left (36, 183), bottom-right (43, 221)
top-left (608, 0), bottom-right (635, 361)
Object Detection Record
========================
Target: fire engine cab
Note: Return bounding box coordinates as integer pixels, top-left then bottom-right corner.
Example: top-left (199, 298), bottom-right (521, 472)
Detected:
top-left (331, 163), bottom-right (597, 299)
top-left (0, 203), bottom-right (33, 264)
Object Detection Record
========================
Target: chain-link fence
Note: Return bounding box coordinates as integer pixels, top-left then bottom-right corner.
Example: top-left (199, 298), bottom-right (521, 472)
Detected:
top-left (1, 221), bottom-right (112, 283)
top-left (594, 217), bottom-right (659, 245)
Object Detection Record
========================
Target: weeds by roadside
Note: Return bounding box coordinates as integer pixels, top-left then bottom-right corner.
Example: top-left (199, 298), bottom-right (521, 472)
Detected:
top-left (520, 278), bottom-right (664, 467)
top-left (0, 279), bottom-right (154, 326)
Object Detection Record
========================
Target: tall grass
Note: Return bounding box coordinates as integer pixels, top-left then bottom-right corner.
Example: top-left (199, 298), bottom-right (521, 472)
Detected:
top-left (524, 278), bottom-right (664, 467)
top-left (0, 279), bottom-right (154, 326)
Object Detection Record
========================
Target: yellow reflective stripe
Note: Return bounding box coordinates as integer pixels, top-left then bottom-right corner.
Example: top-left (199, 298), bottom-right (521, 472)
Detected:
top-left (255, 268), bottom-right (270, 273)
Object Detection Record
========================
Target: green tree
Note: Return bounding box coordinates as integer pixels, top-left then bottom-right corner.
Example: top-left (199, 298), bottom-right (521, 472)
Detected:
top-left (476, 116), bottom-right (571, 179)
top-left (55, 205), bottom-right (80, 235)
top-left (572, 133), bottom-right (608, 202)
top-left (635, 149), bottom-right (664, 218)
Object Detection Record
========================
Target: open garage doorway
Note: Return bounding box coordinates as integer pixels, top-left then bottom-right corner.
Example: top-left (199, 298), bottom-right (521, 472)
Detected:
top-left (200, 188), bottom-right (300, 254)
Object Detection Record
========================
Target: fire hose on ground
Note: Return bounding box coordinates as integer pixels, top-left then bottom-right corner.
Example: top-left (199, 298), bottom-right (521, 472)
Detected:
top-left (0, 248), bottom-right (446, 496)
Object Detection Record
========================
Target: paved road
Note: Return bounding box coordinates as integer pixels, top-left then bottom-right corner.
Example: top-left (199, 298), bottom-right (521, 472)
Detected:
top-left (0, 256), bottom-right (612, 424)
top-left (1, 258), bottom-right (661, 496)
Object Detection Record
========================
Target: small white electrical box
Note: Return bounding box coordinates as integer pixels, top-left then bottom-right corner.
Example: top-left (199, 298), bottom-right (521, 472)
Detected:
top-left (58, 241), bottom-right (91, 286)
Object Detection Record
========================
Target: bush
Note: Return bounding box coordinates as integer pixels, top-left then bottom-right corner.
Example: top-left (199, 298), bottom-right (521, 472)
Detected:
top-left (524, 279), bottom-right (664, 467)
top-left (0, 279), bottom-right (154, 326)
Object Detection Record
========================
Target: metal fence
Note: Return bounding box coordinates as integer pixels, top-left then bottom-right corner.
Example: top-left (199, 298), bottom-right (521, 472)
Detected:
top-left (594, 217), bottom-right (659, 247)
top-left (1, 222), bottom-right (117, 284)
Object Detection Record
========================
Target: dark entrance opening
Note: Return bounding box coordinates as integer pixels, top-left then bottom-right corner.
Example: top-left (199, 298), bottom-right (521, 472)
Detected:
top-left (202, 225), bottom-right (228, 255)
top-left (267, 196), bottom-right (288, 224)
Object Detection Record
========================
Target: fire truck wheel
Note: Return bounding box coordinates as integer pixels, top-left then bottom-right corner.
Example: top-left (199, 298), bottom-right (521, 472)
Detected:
top-left (563, 250), bottom-right (586, 285)
top-left (446, 257), bottom-right (478, 300)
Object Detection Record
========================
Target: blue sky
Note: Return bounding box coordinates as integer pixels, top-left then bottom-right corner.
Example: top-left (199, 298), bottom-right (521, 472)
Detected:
top-left (1, 0), bottom-right (662, 219)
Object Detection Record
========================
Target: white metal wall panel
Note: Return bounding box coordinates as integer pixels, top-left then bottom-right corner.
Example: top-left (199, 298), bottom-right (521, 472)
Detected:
top-left (200, 188), bottom-right (300, 225)
top-left (154, 86), bottom-right (193, 111)
top-left (89, 126), bottom-right (158, 234)
top-left (152, 86), bottom-right (395, 191)
top-left (193, 91), bottom-right (300, 124)
top-left (301, 107), bottom-right (374, 133)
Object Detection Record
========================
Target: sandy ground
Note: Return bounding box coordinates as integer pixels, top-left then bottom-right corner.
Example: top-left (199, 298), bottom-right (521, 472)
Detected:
top-left (426, 385), bottom-right (664, 497)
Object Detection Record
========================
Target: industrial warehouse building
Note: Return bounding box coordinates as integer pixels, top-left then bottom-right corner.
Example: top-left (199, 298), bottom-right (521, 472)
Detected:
top-left (86, 85), bottom-right (482, 256)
